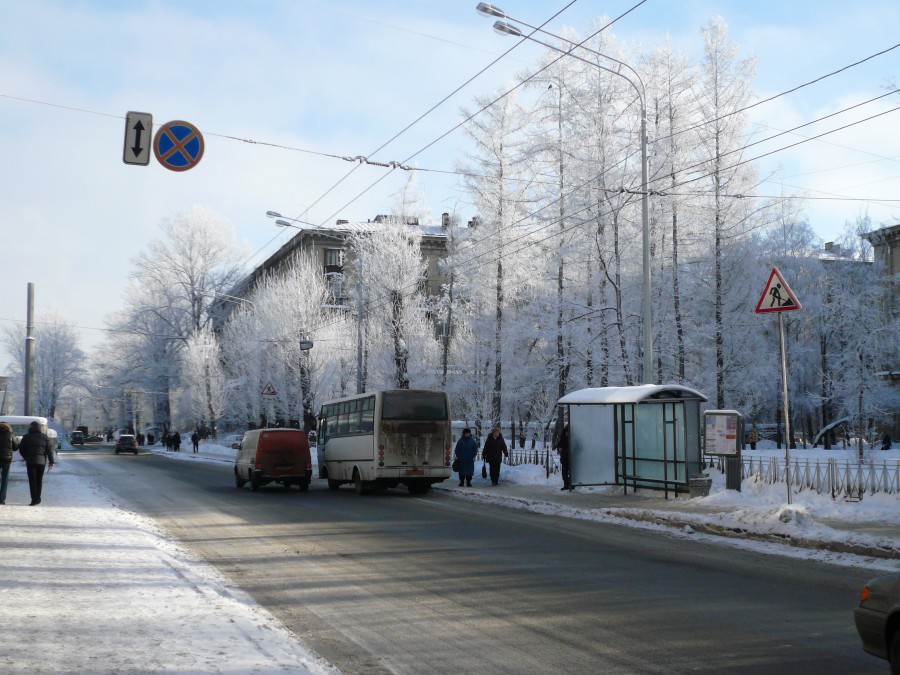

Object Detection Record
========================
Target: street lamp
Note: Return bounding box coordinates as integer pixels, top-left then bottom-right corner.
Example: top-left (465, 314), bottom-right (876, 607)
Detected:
top-left (266, 210), bottom-right (319, 230)
top-left (478, 4), bottom-right (653, 383)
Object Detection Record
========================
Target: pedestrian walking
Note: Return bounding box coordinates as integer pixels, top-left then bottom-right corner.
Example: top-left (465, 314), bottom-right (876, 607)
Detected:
top-left (557, 424), bottom-right (572, 491)
top-left (482, 426), bottom-right (509, 486)
top-left (18, 421), bottom-right (55, 505)
top-left (172, 431), bottom-right (181, 452)
top-left (163, 432), bottom-right (171, 451)
top-left (747, 425), bottom-right (759, 451)
top-left (191, 431), bottom-right (200, 454)
top-left (0, 421), bottom-right (17, 505)
top-left (454, 428), bottom-right (478, 487)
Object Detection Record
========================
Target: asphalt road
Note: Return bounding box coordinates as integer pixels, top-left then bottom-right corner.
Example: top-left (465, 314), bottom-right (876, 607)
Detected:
top-left (66, 446), bottom-right (882, 674)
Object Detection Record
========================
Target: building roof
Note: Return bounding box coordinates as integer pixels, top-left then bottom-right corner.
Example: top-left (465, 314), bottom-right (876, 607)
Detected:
top-left (558, 384), bottom-right (708, 405)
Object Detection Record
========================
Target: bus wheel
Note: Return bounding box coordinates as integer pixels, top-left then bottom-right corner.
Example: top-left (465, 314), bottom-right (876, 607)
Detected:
top-left (354, 469), bottom-right (368, 496)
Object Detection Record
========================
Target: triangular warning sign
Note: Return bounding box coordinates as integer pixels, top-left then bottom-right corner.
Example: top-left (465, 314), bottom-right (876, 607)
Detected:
top-left (755, 267), bottom-right (801, 313)
top-left (260, 381), bottom-right (277, 396)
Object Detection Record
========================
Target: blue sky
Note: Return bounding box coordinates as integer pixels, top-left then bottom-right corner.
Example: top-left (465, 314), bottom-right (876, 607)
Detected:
top-left (1, 0), bottom-right (898, 375)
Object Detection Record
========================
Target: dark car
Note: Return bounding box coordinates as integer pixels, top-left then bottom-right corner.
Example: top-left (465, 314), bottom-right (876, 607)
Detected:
top-left (115, 434), bottom-right (139, 455)
top-left (855, 572), bottom-right (900, 672)
top-left (85, 434), bottom-right (104, 443)
top-left (70, 430), bottom-right (85, 445)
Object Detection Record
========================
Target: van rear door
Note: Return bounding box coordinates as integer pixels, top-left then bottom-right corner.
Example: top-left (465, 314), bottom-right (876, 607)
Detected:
top-left (258, 430), bottom-right (310, 477)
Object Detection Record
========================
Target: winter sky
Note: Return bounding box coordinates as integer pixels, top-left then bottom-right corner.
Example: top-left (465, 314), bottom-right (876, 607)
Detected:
top-left (1, 0), bottom-right (898, 374)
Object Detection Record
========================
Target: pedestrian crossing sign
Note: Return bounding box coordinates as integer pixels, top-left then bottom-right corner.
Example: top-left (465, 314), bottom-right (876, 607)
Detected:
top-left (260, 382), bottom-right (277, 396)
top-left (755, 267), bottom-right (801, 313)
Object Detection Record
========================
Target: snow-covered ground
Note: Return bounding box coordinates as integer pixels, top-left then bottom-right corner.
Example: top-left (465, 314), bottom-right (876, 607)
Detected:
top-left (0, 456), bottom-right (336, 674)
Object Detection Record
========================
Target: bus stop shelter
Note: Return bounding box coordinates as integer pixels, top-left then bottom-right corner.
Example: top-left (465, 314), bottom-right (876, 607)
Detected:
top-left (558, 384), bottom-right (708, 498)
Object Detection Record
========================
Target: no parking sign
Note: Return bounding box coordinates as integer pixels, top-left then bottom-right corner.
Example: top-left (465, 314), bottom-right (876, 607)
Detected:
top-left (153, 120), bottom-right (204, 171)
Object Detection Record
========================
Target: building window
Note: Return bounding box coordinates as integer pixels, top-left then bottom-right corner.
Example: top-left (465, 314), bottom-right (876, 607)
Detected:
top-left (324, 248), bottom-right (343, 272)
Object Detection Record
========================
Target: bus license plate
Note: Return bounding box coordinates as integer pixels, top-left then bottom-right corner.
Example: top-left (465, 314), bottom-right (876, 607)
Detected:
top-left (405, 469), bottom-right (424, 476)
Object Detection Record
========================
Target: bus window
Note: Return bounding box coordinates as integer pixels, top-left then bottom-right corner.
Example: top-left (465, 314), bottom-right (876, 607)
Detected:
top-left (381, 391), bottom-right (448, 421)
top-left (337, 402), bottom-right (350, 435)
top-left (360, 397), bottom-right (375, 433)
top-left (347, 399), bottom-right (361, 434)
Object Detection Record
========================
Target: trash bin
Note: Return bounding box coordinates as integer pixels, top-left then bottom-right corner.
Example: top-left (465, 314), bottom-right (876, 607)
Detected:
top-left (689, 473), bottom-right (712, 498)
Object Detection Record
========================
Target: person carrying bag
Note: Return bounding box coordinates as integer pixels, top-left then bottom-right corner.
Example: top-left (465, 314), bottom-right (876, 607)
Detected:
top-left (481, 426), bottom-right (509, 486)
top-left (453, 428), bottom-right (478, 487)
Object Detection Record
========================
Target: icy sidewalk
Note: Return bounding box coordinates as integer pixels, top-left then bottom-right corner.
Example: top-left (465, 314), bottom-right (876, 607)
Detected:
top-left (0, 461), bottom-right (335, 675)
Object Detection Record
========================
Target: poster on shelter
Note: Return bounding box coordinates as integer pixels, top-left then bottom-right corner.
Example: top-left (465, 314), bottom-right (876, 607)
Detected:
top-left (704, 412), bottom-right (740, 456)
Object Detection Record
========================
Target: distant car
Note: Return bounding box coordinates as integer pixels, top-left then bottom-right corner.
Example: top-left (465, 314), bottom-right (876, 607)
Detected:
top-left (85, 434), bottom-right (103, 443)
top-left (854, 572), bottom-right (900, 671)
top-left (223, 433), bottom-right (244, 450)
top-left (115, 434), bottom-right (138, 455)
top-left (70, 430), bottom-right (85, 445)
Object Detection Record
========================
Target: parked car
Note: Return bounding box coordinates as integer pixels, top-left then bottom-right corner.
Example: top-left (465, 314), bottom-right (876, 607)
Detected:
top-left (115, 434), bottom-right (139, 455)
top-left (223, 433), bottom-right (244, 450)
top-left (85, 434), bottom-right (104, 443)
top-left (234, 428), bottom-right (311, 492)
top-left (854, 572), bottom-right (900, 672)
top-left (70, 430), bottom-right (85, 445)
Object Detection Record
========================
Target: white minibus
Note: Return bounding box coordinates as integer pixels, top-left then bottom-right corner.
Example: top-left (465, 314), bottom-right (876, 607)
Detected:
top-left (317, 389), bottom-right (452, 495)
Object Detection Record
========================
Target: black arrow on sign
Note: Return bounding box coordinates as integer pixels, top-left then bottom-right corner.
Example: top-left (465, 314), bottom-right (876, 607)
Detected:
top-left (131, 120), bottom-right (146, 157)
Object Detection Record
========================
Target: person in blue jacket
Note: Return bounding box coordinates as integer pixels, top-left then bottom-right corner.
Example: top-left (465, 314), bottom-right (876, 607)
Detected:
top-left (454, 427), bottom-right (478, 487)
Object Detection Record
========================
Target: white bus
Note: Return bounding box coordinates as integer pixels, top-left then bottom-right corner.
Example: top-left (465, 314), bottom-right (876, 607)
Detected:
top-left (0, 414), bottom-right (59, 452)
top-left (317, 389), bottom-right (452, 495)
top-left (0, 414), bottom-right (49, 438)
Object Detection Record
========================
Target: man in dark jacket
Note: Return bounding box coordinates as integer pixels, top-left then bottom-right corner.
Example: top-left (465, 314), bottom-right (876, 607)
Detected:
top-left (18, 421), bottom-right (55, 505)
top-left (482, 426), bottom-right (509, 486)
top-left (0, 421), bottom-right (17, 505)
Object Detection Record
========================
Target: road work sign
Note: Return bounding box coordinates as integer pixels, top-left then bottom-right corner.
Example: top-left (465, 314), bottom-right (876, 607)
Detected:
top-left (755, 267), bottom-right (801, 313)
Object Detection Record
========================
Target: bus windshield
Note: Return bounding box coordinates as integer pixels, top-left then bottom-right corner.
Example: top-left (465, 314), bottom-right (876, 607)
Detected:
top-left (381, 391), bottom-right (448, 421)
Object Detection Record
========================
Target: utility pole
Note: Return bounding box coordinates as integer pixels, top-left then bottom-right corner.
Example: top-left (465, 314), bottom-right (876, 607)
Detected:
top-left (24, 283), bottom-right (36, 415)
top-left (356, 252), bottom-right (367, 394)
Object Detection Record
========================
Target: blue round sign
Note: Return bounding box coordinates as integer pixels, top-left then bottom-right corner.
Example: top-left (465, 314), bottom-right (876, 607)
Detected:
top-left (153, 120), bottom-right (204, 172)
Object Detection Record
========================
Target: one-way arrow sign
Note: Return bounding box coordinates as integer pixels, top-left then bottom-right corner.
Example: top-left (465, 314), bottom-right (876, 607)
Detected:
top-left (123, 111), bottom-right (152, 166)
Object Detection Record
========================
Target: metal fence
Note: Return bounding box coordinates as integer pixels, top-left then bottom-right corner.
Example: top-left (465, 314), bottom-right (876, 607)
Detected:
top-left (704, 454), bottom-right (900, 498)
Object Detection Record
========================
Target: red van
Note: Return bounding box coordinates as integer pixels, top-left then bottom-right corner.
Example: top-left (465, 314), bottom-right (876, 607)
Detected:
top-left (233, 428), bottom-right (312, 491)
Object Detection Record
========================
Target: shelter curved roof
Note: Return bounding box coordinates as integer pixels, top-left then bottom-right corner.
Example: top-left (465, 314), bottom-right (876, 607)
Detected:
top-left (558, 384), bottom-right (708, 405)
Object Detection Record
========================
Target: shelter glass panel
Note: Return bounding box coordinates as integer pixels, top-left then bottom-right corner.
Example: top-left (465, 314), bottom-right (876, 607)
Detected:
top-left (570, 405), bottom-right (616, 485)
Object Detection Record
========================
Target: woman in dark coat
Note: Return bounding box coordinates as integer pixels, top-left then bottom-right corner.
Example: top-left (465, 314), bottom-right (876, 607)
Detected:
top-left (482, 427), bottom-right (509, 486)
top-left (18, 421), bottom-right (55, 505)
top-left (454, 428), bottom-right (478, 487)
top-left (0, 421), bottom-right (17, 505)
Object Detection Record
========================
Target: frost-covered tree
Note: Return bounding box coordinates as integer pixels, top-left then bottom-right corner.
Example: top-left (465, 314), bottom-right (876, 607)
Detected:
top-left (181, 326), bottom-right (227, 436)
top-left (693, 16), bottom-right (758, 407)
top-left (349, 222), bottom-right (437, 391)
top-left (1, 310), bottom-right (86, 419)
top-left (109, 207), bottom-right (245, 431)
top-left (459, 87), bottom-right (536, 427)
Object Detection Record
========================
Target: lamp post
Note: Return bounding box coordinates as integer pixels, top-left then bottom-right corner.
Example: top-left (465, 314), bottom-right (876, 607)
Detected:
top-left (477, 3), bottom-right (653, 383)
